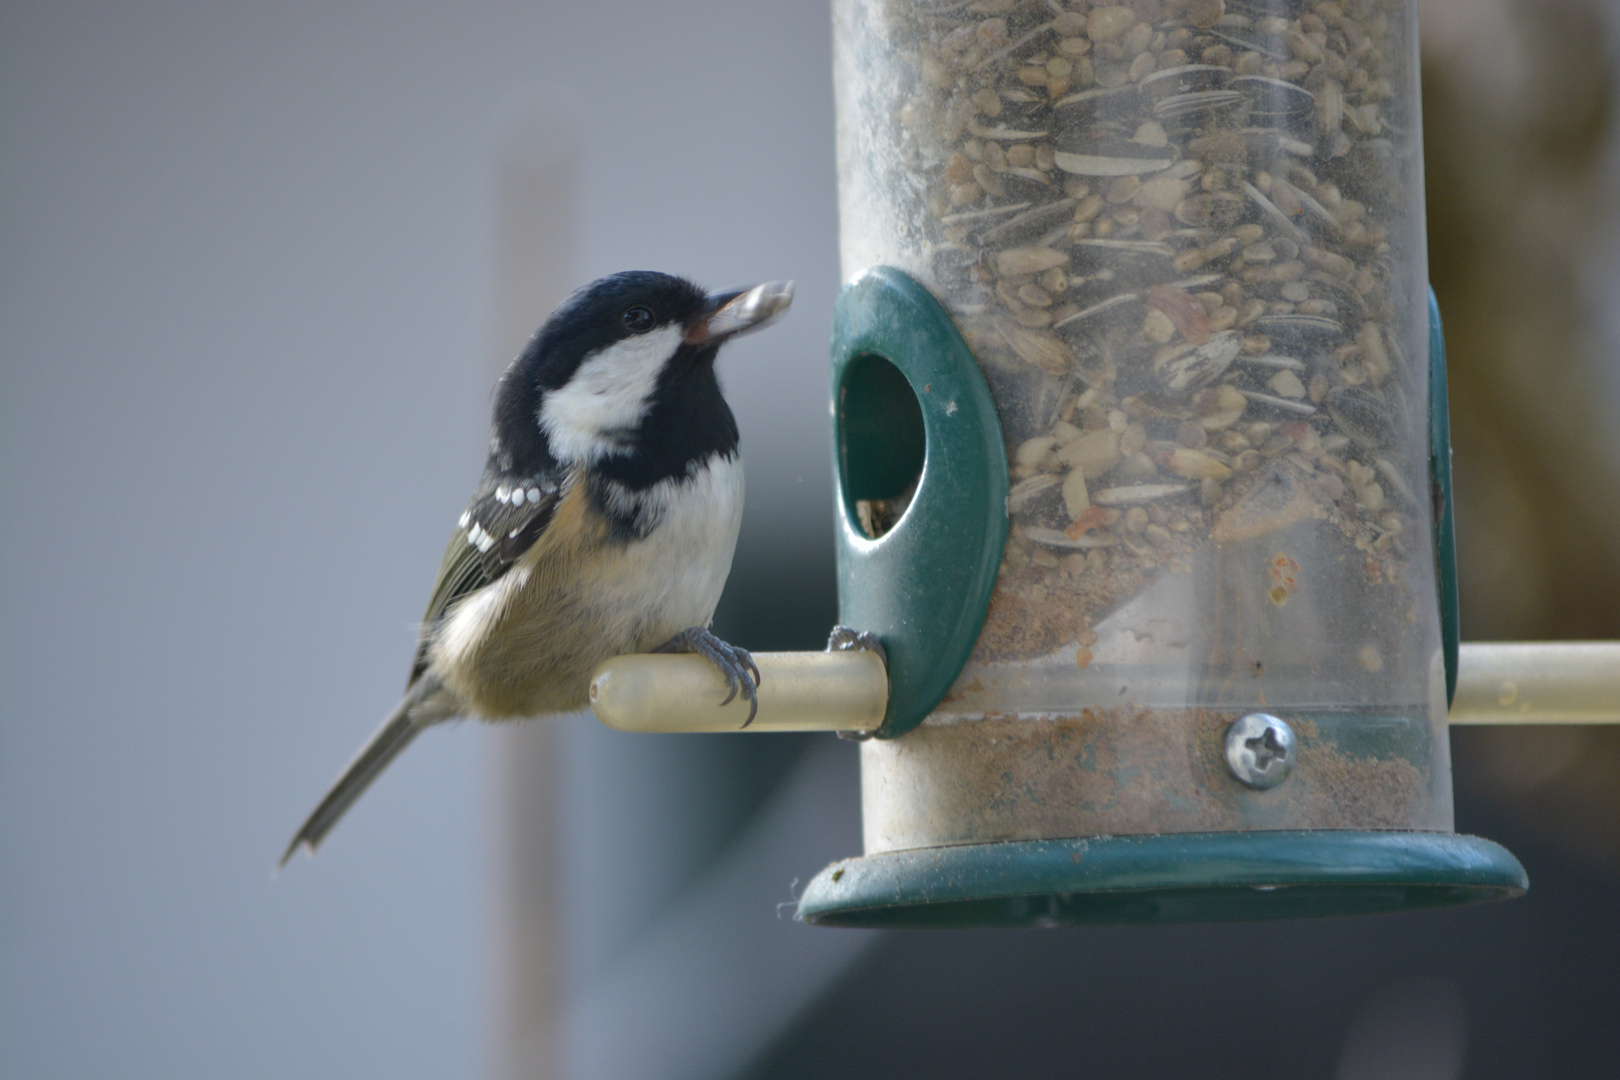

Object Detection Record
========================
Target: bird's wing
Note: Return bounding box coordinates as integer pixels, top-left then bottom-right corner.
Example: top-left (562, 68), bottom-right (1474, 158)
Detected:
top-left (408, 470), bottom-right (570, 687)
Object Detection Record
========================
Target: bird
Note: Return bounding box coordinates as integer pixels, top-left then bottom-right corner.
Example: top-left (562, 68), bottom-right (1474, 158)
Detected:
top-left (281, 271), bottom-right (793, 867)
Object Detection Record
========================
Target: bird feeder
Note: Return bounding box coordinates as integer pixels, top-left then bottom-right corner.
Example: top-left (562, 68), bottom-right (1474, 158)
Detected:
top-left (589, 0), bottom-right (1620, 927)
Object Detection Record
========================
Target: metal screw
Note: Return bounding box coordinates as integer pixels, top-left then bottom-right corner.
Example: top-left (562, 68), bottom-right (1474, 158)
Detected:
top-left (1225, 713), bottom-right (1296, 789)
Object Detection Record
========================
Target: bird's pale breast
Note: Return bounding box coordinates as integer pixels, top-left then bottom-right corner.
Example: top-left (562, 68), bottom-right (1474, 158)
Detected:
top-left (431, 454), bottom-right (744, 718)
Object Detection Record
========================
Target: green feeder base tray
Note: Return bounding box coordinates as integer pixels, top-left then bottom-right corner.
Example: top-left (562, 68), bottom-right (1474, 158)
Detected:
top-left (797, 831), bottom-right (1527, 928)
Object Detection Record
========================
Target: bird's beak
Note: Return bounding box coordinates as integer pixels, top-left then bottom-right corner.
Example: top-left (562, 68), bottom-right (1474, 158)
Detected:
top-left (684, 281), bottom-right (794, 346)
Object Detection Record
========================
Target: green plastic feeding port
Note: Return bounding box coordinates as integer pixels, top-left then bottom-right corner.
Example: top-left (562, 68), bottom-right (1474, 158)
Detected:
top-left (831, 266), bottom-right (1009, 739)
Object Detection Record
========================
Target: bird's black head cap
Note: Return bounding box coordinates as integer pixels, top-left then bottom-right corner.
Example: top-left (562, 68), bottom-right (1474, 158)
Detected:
top-left (525, 271), bottom-right (710, 393)
top-left (490, 272), bottom-right (740, 485)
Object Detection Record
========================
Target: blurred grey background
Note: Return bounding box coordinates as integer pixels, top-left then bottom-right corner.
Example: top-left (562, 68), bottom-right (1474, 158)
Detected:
top-left (1, 3), bottom-right (848, 1078)
top-left (3, 2), bottom-right (1620, 1079)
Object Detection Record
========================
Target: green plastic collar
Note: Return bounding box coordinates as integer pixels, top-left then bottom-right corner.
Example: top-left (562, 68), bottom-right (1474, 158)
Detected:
top-left (831, 267), bottom-right (1009, 739)
top-left (797, 831), bottom-right (1527, 928)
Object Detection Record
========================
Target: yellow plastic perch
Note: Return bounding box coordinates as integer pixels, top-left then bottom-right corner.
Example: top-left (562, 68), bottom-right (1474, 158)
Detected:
top-left (591, 641), bottom-right (1620, 734)
top-left (1451, 642), bottom-right (1620, 725)
top-left (588, 649), bottom-right (889, 734)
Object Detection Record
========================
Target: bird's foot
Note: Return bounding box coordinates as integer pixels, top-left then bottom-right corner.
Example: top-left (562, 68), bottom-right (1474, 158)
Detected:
top-left (654, 627), bottom-right (761, 727)
top-left (826, 625), bottom-right (888, 669)
top-left (827, 626), bottom-right (886, 741)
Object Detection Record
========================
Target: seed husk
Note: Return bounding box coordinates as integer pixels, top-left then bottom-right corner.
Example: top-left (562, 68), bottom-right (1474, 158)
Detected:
top-left (1093, 483), bottom-right (1195, 506)
top-left (996, 246), bottom-right (1070, 276)
top-left (1162, 447), bottom-right (1233, 480)
top-left (1024, 526), bottom-right (1116, 551)
top-left (1138, 64), bottom-right (1230, 102)
top-left (1155, 331), bottom-right (1242, 393)
top-left (1326, 386), bottom-right (1394, 450)
top-left (1239, 388), bottom-right (1318, 415)
top-left (1053, 135), bottom-right (1175, 176)
top-left (1053, 292), bottom-right (1140, 328)
top-left (1007, 472), bottom-right (1061, 513)
top-left (994, 317), bottom-right (1076, 376)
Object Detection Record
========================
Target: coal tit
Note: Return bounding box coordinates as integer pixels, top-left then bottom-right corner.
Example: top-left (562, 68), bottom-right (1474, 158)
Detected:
top-left (282, 272), bottom-right (792, 866)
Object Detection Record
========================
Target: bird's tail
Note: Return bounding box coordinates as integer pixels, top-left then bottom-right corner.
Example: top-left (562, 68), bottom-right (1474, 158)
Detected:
top-left (279, 678), bottom-right (446, 868)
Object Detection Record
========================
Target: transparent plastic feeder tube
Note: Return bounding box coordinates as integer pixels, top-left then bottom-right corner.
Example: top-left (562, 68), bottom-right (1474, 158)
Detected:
top-left (834, 0), bottom-right (1447, 853)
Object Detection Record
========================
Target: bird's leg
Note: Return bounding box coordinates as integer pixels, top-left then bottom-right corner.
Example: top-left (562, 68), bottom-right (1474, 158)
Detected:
top-left (653, 627), bottom-right (762, 727)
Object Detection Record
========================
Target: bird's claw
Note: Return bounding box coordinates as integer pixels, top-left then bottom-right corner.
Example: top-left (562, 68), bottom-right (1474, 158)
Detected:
top-left (827, 625), bottom-right (887, 669)
top-left (827, 626), bottom-right (886, 742)
top-left (655, 627), bottom-right (761, 727)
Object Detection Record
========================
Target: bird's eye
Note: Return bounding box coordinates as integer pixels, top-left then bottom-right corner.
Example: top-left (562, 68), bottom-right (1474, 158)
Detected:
top-left (622, 307), bottom-right (655, 334)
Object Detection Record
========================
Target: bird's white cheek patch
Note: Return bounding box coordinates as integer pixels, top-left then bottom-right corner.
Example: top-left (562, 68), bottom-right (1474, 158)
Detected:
top-left (539, 325), bottom-right (682, 463)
